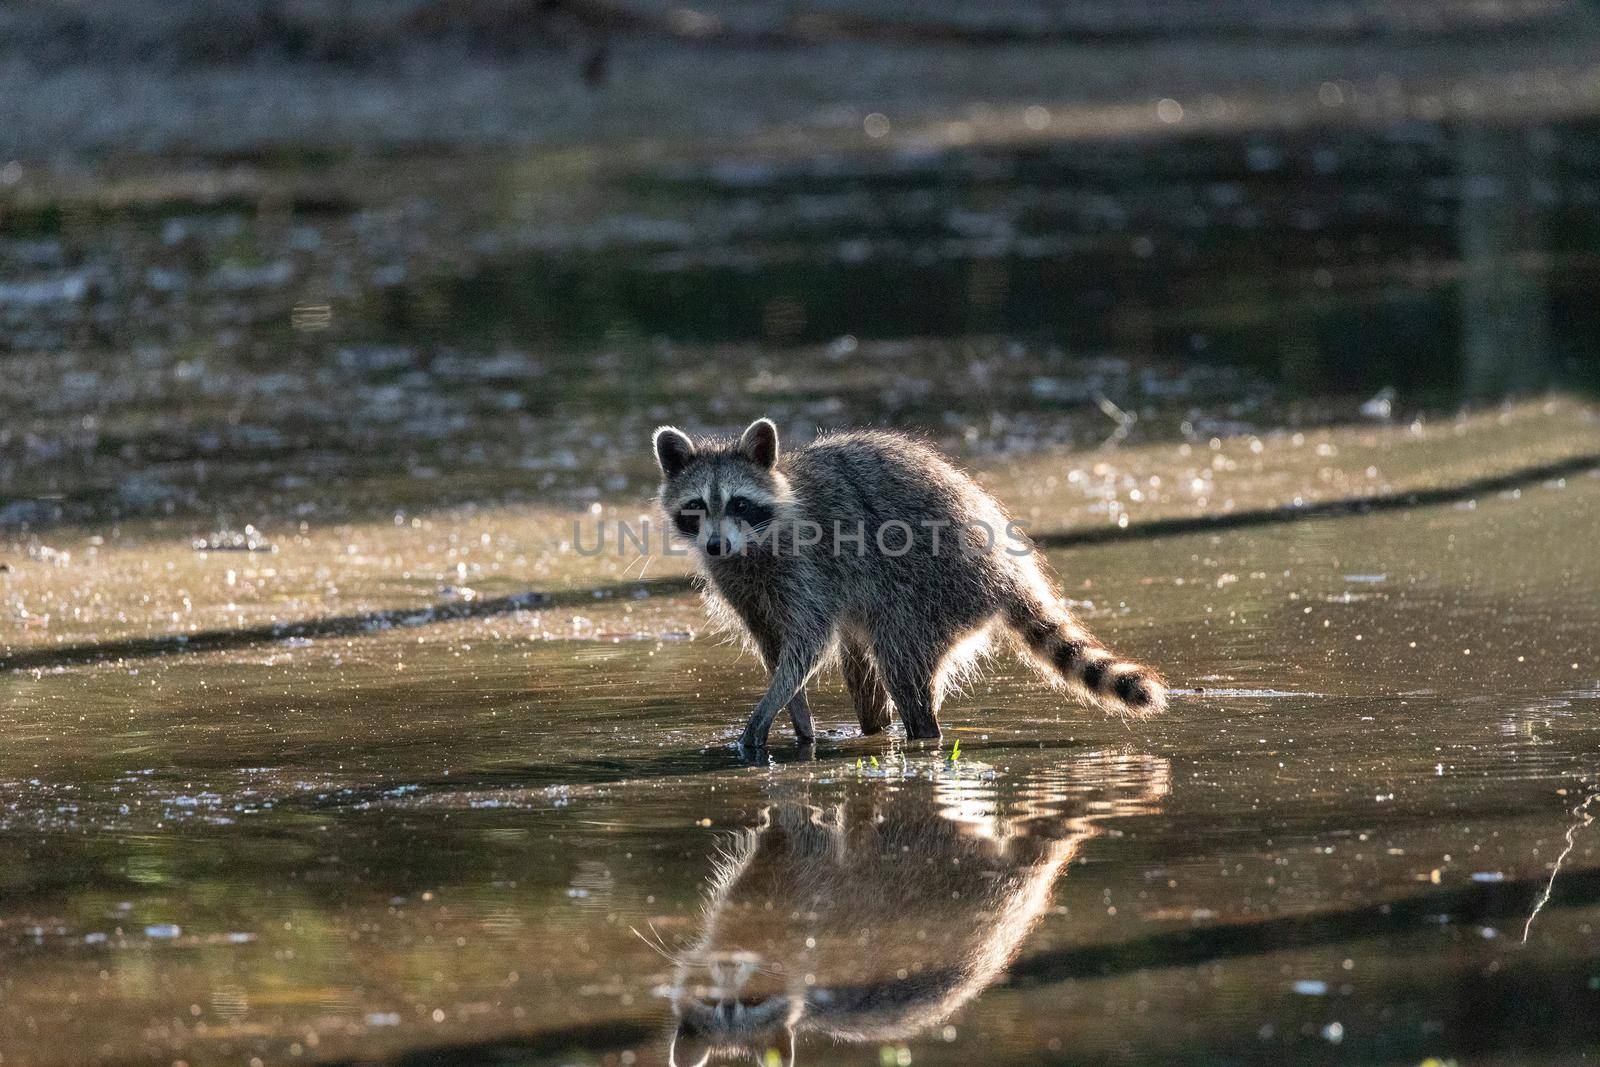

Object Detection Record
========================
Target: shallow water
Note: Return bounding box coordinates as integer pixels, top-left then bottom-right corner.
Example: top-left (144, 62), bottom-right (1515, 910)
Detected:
top-left (3, 457), bottom-right (1597, 1065)
top-left (5, 39), bottom-right (1600, 1062)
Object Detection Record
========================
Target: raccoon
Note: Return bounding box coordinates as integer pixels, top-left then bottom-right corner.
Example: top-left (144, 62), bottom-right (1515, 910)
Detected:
top-left (652, 418), bottom-right (1168, 749)
top-left (665, 753), bottom-right (1172, 1066)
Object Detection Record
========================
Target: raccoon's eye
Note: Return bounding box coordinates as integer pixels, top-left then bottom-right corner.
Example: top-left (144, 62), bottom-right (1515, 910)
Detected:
top-left (726, 495), bottom-right (773, 528)
top-left (674, 500), bottom-right (707, 536)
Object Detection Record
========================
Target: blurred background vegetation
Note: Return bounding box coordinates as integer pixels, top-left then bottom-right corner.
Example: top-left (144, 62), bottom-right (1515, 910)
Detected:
top-left (2, 0), bottom-right (1599, 528)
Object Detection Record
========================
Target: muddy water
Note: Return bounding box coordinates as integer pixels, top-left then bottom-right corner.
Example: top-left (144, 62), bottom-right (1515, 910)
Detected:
top-left (5, 65), bottom-right (1600, 1064)
top-left (2, 459), bottom-right (1596, 1065)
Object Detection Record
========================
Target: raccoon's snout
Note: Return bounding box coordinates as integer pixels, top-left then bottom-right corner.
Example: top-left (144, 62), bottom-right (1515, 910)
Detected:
top-left (704, 534), bottom-right (729, 556)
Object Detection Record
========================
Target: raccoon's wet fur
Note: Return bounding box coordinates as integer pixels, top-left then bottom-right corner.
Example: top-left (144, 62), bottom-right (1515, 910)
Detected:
top-left (666, 753), bottom-right (1172, 1066)
top-left (652, 418), bottom-right (1168, 748)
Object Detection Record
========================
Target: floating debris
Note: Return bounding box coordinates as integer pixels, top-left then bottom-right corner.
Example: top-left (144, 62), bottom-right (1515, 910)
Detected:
top-left (191, 525), bottom-right (275, 552)
top-left (1360, 387), bottom-right (1397, 420)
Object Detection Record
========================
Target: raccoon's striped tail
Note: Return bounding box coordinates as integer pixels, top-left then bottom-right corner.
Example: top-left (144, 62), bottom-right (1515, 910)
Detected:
top-left (1005, 593), bottom-right (1168, 716)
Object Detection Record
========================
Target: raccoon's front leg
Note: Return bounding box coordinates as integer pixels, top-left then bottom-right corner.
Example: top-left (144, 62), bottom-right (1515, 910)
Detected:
top-left (752, 632), bottom-right (815, 743)
top-left (739, 639), bottom-right (827, 750)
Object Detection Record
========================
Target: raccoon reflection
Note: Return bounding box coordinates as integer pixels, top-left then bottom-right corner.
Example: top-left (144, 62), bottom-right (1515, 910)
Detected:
top-left (667, 753), bottom-right (1170, 1067)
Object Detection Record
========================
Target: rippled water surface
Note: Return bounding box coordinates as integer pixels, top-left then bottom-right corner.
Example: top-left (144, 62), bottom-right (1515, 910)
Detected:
top-left (3, 455), bottom-right (1597, 1065)
top-left (6, 25), bottom-right (1600, 1059)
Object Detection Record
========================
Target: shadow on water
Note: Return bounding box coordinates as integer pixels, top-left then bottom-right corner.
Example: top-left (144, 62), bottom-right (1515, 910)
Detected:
top-left (1004, 865), bottom-right (1600, 987)
top-left (363, 954), bottom-right (1600, 1067)
top-left (0, 578), bottom-right (692, 672)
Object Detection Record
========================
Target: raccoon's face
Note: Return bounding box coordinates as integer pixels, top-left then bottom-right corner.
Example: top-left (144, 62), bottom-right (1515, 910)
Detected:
top-left (669, 960), bottom-right (798, 1067)
top-left (653, 419), bottom-right (791, 560)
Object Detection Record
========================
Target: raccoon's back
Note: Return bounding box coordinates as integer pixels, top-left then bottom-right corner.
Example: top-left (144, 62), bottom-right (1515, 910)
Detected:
top-left (782, 431), bottom-right (1003, 528)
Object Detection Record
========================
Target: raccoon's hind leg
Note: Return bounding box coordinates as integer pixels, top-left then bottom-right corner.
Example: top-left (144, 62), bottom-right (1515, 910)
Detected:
top-left (872, 640), bottom-right (943, 741)
top-left (842, 639), bottom-right (892, 735)
top-left (785, 688), bottom-right (816, 744)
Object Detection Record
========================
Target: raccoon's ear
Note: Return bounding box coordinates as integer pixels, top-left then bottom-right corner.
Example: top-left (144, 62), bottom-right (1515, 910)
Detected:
top-left (669, 1021), bottom-right (712, 1067)
top-left (739, 418), bottom-right (779, 469)
top-left (654, 426), bottom-right (696, 478)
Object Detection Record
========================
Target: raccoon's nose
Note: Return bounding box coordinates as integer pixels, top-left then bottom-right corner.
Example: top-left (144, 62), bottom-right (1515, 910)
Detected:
top-left (704, 534), bottom-right (727, 556)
